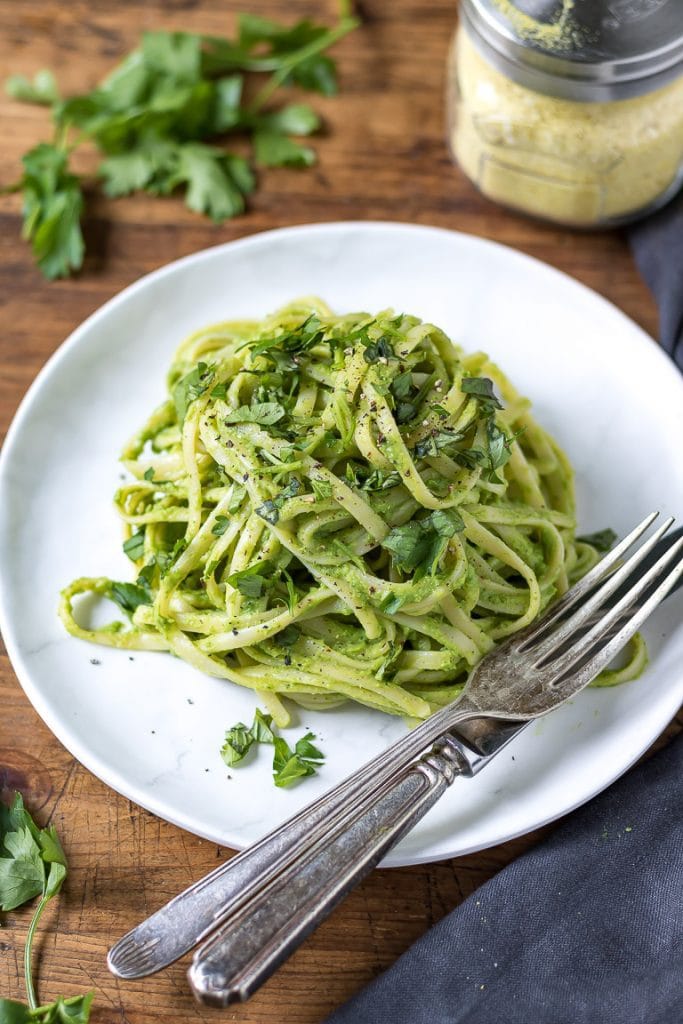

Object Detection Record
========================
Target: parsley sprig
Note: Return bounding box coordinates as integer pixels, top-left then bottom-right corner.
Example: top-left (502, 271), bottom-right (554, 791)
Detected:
top-left (3, 9), bottom-right (358, 279)
top-left (0, 793), bottom-right (94, 1023)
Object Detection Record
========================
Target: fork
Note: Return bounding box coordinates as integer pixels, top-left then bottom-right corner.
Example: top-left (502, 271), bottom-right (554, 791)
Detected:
top-left (107, 514), bottom-right (683, 997)
top-left (184, 512), bottom-right (683, 1005)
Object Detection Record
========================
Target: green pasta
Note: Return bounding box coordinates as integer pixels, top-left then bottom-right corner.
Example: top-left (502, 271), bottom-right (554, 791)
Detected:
top-left (59, 299), bottom-right (646, 727)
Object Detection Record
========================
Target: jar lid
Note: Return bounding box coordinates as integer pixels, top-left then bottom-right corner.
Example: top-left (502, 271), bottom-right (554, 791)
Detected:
top-left (461, 0), bottom-right (683, 100)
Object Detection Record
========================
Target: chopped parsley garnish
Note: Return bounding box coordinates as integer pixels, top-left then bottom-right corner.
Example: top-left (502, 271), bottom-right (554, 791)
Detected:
top-left (272, 732), bottom-right (323, 788)
top-left (123, 530), bottom-right (145, 562)
top-left (220, 708), bottom-right (324, 787)
top-left (256, 476), bottom-right (302, 524)
top-left (577, 528), bottom-right (618, 552)
top-left (381, 508), bottom-right (465, 579)
top-left (173, 361), bottom-right (215, 423)
top-left (227, 561), bottom-right (274, 598)
top-left (224, 401), bottom-right (286, 426)
top-left (212, 515), bottom-right (230, 536)
top-left (108, 581), bottom-right (152, 614)
top-left (460, 376), bottom-right (503, 411)
top-left (274, 624), bottom-right (301, 646)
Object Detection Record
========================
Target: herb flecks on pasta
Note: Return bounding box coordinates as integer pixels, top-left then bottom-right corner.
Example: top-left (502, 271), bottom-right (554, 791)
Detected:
top-left (59, 300), bottom-right (646, 725)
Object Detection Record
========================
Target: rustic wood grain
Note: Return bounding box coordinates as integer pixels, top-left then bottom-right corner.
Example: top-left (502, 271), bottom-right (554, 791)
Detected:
top-left (0, 2), bottom-right (680, 1021)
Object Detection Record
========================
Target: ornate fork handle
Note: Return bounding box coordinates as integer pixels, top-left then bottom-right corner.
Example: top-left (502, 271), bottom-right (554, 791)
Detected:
top-left (189, 735), bottom-right (471, 1007)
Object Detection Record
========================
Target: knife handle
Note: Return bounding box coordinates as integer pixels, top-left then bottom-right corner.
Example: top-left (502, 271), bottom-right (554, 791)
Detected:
top-left (108, 702), bottom-right (484, 979)
top-left (188, 735), bottom-right (469, 1007)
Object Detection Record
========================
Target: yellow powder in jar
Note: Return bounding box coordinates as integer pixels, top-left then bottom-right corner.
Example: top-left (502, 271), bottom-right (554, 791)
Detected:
top-left (450, 26), bottom-right (683, 226)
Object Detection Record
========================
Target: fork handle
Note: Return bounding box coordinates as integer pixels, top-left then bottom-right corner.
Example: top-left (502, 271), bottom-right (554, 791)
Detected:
top-left (188, 735), bottom-right (469, 1007)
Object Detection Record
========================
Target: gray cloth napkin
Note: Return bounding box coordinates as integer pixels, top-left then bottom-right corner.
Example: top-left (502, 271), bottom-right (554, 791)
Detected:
top-left (325, 201), bottom-right (683, 1024)
top-left (326, 732), bottom-right (683, 1024)
top-left (629, 192), bottom-right (683, 371)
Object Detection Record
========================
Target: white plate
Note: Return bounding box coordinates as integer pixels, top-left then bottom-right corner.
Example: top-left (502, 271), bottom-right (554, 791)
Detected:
top-left (1, 222), bottom-right (682, 867)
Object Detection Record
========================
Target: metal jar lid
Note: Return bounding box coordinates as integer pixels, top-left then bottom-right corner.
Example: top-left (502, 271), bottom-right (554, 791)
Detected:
top-left (460, 0), bottom-right (683, 101)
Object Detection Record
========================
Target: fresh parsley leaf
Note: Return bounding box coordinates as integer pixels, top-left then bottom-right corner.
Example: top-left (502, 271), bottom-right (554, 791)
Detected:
top-left (227, 561), bottom-right (274, 598)
top-left (310, 478), bottom-right (333, 500)
top-left (577, 528), bottom-right (618, 552)
top-left (290, 54), bottom-right (337, 95)
top-left (256, 103), bottom-right (320, 136)
top-left (169, 143), bottom-right (253, 221)
top-left (460, 376), bottom-right (503, 409)
top-left (17, 143), bottom-right (84, 280)
top-left (227, 484), bottom-right (246, 512)
top-left (281, 568), bottom-right (298, 614)
top-left (0, 793), bottom-right (80, 1016)
top-left (362, 337), bottom-right (394, 364)
top-left (413, 429), bottom-right (466, 459)
top-left (251, 708), bottom-right (275, 743)
top-left (211, 515), bottom-right (230, 536)
top-left (272, 731), bottom-right (323, 787)
top-left (108, 581), bottom-right (152, 614)
top-left (0, 825), bottom-right (45, 912)
top-left (253, 130), bottom-right (315, 168)
top-left (486, 420), bottom-right (512, 473)
top-left (143, 467), bottom-right (156, 482)
top-left (379, 591), bottom-right (406, 615)
top-left (381, 509), bottom-right (465, 579)
top-left (224, 401), bottom-right (286, 426)
top-left (210, 381), bottom-right (228, 399)
top-left (173, 361), bottom-right (215, 422)
top-left (391, 370), bottom-right (413, 400)
top-left (274, 624), bottom-right (300, 646)
top-left (122, 530), bottom-right (145, 562)
top-left (256, 499), bottom-right (280, 525)
top-left (5, 70), bottom-right (60, 105)
top-left (221, 723), bottom-right (254, 766)
top-left (99, 150), bottom-right (157, 198)
top-left (294, 732), bottom-right (324, 762)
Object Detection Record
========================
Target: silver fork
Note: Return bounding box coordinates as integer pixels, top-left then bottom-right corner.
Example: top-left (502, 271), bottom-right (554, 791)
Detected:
top-left (184, 512), bottom-right (683, 1005)
top-left (107, 514), bottom-right (683, 996)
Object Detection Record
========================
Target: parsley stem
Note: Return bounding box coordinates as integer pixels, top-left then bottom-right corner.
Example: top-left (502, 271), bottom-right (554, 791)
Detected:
top-left (24, 892), bottom-right (50, 1010)
top-left (248, 17), bottom-right (359, 113)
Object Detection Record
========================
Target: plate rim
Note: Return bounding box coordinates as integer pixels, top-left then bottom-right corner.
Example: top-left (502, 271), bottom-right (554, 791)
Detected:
top-left (1, 219), bottom-right (682, 867)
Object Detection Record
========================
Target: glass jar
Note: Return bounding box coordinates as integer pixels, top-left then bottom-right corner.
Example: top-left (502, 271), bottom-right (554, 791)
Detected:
top-left (448, 0), bottom-right (683, 227)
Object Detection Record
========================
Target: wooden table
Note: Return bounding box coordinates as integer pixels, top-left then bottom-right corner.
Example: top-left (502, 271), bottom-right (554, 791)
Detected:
top-left (1, 2), bottom-right (680, 1021)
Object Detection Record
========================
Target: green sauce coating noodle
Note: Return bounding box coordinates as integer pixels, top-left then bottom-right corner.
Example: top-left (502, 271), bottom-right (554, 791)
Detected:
top-left (59, 299), bottom-right (645, 724)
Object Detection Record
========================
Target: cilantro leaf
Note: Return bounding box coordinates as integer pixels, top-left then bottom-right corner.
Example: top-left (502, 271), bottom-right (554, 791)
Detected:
top-left (224, 402), bottom-right (286, 426)
top-left (108, 581), bottom-right (152, 614)
top-left (577, 528), bottom-right (618, 552)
